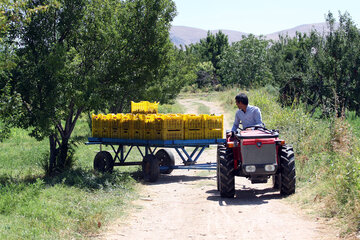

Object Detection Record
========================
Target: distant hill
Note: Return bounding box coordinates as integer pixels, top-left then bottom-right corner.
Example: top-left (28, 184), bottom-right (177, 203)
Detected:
top-left (170, 22), bottom-right (332, 46)
top-left (265, 22), bottom-right (333, 41)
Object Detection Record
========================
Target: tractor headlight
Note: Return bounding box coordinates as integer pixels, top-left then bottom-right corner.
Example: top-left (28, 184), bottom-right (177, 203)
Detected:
top-left (265, 165), bottom-right (276, 172)
top-left (245, 165), bottom-right (256, 173)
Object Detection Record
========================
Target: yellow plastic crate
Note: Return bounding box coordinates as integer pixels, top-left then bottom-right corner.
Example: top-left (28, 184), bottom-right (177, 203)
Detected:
top-left (147, 102), bottom-right (159, 114)
top-left (144, 114), bottom-right (156, 129)
top-left (120, 114), bottom-right (133, 130)
top-left (111, 114), bottom-right (122, 138)
top-left (184, 129), bottom-right (204, 140)
top-left (203, 114), bottom-right (223, 129)
top-left (120, 129), bottom-right (132, 139)
top-left (184, 114), bottom-right (204, 129)
top-left (133, 114), bottom-right (145, 129)
top-left (144, 129), bottom-right (156, 140)
top-left (131, 101), bottom-right (147, 114)
top-left (100, 114), bottom-right (112, 138)
top-left (132, 129), bottom-right (144, 140)
top-left (154, 114), bottom-right (184, 130)
top-left (92, 114), bottom-right (103, 137)
top-left (154, 129), bottom-right (184, 140)
top-left (205, 128), bottom-right (223, 139)
top-left (165, 114), bottom-right (184, 130)
top-left (131, 101), bottom-right (158, 114)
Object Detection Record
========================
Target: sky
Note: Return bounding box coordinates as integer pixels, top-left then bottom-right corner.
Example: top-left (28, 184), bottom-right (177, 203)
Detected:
top-left (172, 0), bottom-right (360, 35)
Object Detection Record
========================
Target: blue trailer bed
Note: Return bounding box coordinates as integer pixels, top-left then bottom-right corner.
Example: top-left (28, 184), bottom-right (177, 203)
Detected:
top-left (86, 137), bottom-right (226, 182)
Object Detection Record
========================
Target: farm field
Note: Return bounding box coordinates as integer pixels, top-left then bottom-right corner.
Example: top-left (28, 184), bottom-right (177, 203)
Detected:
top-left (1, 91), bottom-right (359, 239)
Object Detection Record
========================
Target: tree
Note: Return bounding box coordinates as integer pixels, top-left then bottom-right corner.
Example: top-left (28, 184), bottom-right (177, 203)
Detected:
top-left (219, 34), bottom-right (273, 88)
top-left (0, 0), bottom-right (32, 141)
top-left (143, 46), bottom-right (197, 102)
top-left (189, 31), bottom-right (229, 86)
top-left (319, 12), bottom-right (360, 115)
top-left (95, 0), bottom-right (177, 113)
top-left (194, 61), bottom-right (216, 88)
top-left (196, 31), bottom-right (229, 71)
top-left (268, 32), bottom-right (323, 109)
top-left (1, 0), bottom-right (177, 174)
top-left (269, 12), bottom-right (360, 116)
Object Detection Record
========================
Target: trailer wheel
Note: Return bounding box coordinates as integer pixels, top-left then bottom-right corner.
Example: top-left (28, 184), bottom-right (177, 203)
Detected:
top-left (279, 145), bottom-right (296, 195)
top-left (142, 154), bottom-right (160, 182)
top-left (217, 144), bottom-right (226, 191)
top-left (219, 147), bottom-right (235, 198)
top-left (94, 151), bottom-right (114, 173)
top-left (155, 149), bottom-right (175, 174)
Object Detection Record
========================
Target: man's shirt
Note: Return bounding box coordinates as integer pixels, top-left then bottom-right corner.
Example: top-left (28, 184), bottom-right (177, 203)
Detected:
top-left (231, 105), bottom-right (263, 132)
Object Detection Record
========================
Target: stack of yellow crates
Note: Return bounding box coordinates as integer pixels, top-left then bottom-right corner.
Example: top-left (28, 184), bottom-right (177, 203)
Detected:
top-left (184, 114), bottom-right (204, 139)
top-left (154, 114), bottom-right (184, 140)
top-left (111, 114), bottom-right (122, 138)
top-left (120, 114), bottom-right (132, 139)
top-left (91, 102), bottom-right (223, 140)
top-left (203, 114), bottom-right (223, 139)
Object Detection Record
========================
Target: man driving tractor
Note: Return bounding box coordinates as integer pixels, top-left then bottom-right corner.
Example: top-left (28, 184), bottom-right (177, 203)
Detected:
top-left (219, 93), bottom-right (295, 198)
top-left (231, 93), bottom-right (263, 133)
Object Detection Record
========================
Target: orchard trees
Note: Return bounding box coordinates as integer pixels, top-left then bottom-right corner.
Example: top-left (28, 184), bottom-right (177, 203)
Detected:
top-left (0, 0), bottom-right (177, 173)
top-left (219, 34), bottom-right (273, 88)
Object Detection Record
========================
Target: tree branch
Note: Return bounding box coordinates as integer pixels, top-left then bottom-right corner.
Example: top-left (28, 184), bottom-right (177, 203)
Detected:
top-left (67, 107), bottom-right (83, 138)
top-left (56, 122), bottom-right (65, 139)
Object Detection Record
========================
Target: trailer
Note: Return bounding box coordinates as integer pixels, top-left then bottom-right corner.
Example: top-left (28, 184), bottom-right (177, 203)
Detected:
top-left (86, 137), bottom-right (226, 182)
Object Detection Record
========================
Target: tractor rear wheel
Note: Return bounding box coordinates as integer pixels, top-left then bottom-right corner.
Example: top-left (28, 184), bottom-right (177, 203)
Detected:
top-left (219, 147), bottom-right (235, 198)
top-left (279, 145), bottom-right (296, 195)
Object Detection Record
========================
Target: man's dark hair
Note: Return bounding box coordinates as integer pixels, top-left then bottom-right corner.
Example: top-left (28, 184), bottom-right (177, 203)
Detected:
top-left (235, 93), bottom-right (248, 105)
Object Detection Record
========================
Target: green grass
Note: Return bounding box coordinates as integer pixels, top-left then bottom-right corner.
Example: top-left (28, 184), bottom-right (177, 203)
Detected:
top-left (0, 117), bottom-right (141, 239)
top-left (346, 110), bottom-right (360, 138)
top-left (1, 91), bottom-right (359, 238)
top-left (217, 87), bottom-right (360, 235)
top-left (158, 101), bottom-right (185, 114)
top-left (0, 98), bottom-right (202, 238)
top-left (194, 102), bottom-right (211, 114)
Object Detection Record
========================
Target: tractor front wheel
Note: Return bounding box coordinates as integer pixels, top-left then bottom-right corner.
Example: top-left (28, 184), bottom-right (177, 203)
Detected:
top-left (216, 144), bottom-right (225, 191)
top-left (219, 147), bottom-right (235, 198)
top-left (279, 145), bottom-right (296, 195)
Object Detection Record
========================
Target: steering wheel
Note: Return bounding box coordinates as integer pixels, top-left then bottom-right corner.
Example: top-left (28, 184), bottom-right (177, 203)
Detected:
top-left (240, 124), bottom-right (266, 131)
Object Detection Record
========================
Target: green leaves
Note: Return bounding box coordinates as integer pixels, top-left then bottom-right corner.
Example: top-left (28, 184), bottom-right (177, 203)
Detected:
top-left (1, 0), bottom-right (178, 172)
top-left (219, 34), bottom-right (272, 88)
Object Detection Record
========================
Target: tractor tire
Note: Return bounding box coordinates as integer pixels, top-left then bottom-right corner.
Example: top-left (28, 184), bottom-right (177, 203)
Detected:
top-left (155, 149), bottom-right (175, 174)
top-left (272, 174), bottom-right (281, 190)
top-left (216, 144), bottom-right (226, 191)
top-left (94, 151), bottom-right (114, 173)
top-left (219, 147), bottom-right (235, 198)
top-left (279, 145), bottom-right (296, 195)
top-left (142, 154), bottom-right (160, 182)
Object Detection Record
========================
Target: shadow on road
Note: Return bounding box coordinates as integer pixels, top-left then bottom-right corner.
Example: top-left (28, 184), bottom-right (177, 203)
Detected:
top-left (206, 186), bottom-right (282, 206)
top-left (141, 173), bottom-right (213, 185)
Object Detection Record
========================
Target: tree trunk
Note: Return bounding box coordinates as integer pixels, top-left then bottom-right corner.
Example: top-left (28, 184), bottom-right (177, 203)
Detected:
top-left (48, 105), bottom-right (83, 174)
top-left (58, 137), bottom-right (69, 170)
top-left (49, 134), bottom-right (57, 175)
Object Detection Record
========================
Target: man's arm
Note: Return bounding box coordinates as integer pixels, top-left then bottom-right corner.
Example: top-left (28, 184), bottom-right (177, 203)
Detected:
top-left (254, 107), bottom-right (263, 126)
top-left (231, 110), bottom-right (240, 132)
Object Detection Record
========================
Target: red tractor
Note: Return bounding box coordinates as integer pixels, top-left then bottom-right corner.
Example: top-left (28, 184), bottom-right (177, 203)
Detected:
top-left (217, 126), bottom-right (296, 198)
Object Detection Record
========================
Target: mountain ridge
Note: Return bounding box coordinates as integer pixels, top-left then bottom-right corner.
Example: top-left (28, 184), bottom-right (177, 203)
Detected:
top-left (170, 22), bottom-right (331, 46)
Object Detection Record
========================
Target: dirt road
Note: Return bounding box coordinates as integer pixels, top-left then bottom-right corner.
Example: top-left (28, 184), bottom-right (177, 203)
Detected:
top-left (93, 97), bottom-right (340, 240)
